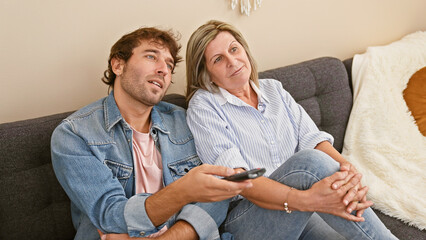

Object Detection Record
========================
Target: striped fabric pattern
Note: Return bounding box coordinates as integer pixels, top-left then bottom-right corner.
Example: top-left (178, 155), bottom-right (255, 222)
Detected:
top-left (187, 79), bottom-right (333, 177)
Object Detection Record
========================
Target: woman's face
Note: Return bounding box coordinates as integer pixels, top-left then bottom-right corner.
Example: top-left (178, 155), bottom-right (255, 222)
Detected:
top-left (204, 31), bottom-right (252, 92)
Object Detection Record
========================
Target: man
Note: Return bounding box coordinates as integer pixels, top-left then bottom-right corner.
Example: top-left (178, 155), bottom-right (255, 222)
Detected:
top-left (51, 27), bottom-right (251, 240)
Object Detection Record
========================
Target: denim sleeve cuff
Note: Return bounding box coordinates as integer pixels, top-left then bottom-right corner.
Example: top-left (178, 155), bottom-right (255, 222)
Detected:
top-left (176, 204), bottom-right (220, 240)
top-left (124, 193), bottom-right (166, 238)
top-left (215, 147), bottom-right (250, 170)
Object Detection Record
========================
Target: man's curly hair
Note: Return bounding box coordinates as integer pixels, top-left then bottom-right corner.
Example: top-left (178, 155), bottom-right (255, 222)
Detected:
top-left (102, 27), bottom-right (182, 88)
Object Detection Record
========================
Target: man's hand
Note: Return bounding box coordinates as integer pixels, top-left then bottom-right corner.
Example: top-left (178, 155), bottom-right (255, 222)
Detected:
top-left (98, 221), bottom-right (198, 240)
top-left (177, 164), bottom-right (253, 203)
top-left (98, 229), bottom-right (143, 240)
top-left (145, 164), bottom-right (252, 227)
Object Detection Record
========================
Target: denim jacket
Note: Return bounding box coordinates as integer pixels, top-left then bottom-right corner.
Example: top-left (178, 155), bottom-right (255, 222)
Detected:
top-left (51, 92), bottom-right (229, 240)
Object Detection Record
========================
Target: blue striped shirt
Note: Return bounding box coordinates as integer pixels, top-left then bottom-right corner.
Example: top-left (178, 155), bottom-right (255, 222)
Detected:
top-left (186, 79), bottom-right (333, 177)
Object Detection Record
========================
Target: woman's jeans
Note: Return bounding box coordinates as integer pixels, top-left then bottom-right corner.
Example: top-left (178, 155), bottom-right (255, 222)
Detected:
top-left (222, 149), bottom-right (397, 240)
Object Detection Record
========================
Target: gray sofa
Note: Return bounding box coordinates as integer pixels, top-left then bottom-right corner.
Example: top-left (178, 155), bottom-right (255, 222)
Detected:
top-left (1, 57), bottom-right (424, 240)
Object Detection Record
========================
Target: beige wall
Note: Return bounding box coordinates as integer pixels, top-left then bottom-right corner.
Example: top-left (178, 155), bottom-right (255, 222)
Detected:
top-left (1, 0), bottom-right (426, 123)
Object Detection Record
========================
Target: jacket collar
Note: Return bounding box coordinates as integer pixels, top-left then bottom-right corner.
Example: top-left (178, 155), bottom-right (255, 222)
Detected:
top-left (102, 92), bottom-right (187, 142)
top-left (103, 91), bottom-right (124, 132)
top-left (151, 102), bottom-right (193, 144)
top-left (150, 104), bottom-right (169, 134)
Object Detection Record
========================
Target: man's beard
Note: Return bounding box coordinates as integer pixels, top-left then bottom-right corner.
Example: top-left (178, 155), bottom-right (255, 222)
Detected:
top-left (120, 67), bottom-right (168, 106)
top-left (123, 82), bottom-right (166, 107)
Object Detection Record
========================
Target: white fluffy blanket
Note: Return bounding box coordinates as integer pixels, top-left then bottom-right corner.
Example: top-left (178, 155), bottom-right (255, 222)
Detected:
top-left (342, 31), bottom-right (426, 230)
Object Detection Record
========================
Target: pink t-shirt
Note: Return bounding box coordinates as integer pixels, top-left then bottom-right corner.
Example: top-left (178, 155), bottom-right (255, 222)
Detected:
top-left (131, 127), bottom-right (167, 237)
top-left (132, 128), bottom-right (164, 194)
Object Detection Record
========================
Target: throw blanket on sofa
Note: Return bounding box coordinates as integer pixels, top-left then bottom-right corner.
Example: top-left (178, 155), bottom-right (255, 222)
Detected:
top-left (342, 31), bottom-right (426, 230)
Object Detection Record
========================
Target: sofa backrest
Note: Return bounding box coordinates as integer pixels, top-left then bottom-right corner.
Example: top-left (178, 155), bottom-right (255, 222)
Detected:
top-left (0, 112), bottom-right (76, 240)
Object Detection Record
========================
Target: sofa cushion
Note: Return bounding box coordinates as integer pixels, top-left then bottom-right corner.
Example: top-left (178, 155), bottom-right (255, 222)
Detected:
top-left (0, 112), bottom-right (76, 240)
top-left (163, 93), bottom-right (187, 109)
top-left (259, 57), bottom-right (353, 152)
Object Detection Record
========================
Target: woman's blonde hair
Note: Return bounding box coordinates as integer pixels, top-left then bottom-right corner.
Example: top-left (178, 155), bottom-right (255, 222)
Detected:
top-left (185, 20), bottom-right (258, 101)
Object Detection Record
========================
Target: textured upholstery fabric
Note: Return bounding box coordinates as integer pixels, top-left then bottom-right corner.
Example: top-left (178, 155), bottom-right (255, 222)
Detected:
top-left (163, 93), bottom-right (188, 109)
top-left (0, 112), bottom-right (76, 240)
top-left (259, 57), bottom-right (353, 152)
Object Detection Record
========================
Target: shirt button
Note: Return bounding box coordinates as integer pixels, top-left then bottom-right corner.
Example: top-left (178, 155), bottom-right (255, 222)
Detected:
top-left (270, 141), bottom-right (275, 144)
top-left (140, 231), bottom-right (145, 236)
top-left (261, 120), bottom-right (265, 123)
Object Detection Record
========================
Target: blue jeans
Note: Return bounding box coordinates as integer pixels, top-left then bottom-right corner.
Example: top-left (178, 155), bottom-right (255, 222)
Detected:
top-left (221, 149), bottom-right (397, 240)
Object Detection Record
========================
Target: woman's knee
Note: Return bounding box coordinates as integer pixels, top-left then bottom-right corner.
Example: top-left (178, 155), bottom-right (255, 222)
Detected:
top-left (290, 149), bottom-right (339, 173)
top-left (270, 149), bottom-right (340, 189)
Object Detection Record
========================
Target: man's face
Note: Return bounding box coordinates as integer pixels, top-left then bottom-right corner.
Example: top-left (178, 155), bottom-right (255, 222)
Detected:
top-left (114, 40), bottom-right (174, 107)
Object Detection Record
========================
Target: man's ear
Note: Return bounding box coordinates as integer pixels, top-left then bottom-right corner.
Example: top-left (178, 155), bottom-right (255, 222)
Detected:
top-left (111, 58), bottom-right (124, 76)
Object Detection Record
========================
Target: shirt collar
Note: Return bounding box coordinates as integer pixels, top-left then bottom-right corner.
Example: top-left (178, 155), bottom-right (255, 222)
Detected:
top-left (250, 80), bottom-right (270, 103)
top-left (213, 80), bottom-right (269, 106)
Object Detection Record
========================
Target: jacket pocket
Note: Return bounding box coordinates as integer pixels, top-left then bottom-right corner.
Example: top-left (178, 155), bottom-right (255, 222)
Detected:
top-left (168, 156), bottom-right (202, 181)
top-left (104, 160), bottom-right (133, 188)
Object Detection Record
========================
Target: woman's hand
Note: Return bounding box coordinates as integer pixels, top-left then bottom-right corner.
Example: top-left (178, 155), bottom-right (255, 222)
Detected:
top-left (295, 171), bottom-right (373, 222)
top-left (332, 161), bottom-right (370, 217)
top-left (314, 141), bottom-right (371, 217)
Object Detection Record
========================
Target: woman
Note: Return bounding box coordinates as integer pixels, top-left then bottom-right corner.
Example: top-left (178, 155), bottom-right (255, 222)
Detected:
top-left (186, 20), bottom-right (397, 239)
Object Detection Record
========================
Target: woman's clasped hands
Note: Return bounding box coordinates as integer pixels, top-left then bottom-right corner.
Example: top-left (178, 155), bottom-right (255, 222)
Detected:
top-left (297, 165), bottom-right (373, 222)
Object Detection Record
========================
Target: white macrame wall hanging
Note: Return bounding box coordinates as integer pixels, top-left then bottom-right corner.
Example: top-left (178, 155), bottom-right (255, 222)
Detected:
top-left (231, 0), bottom-right (263, 16)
